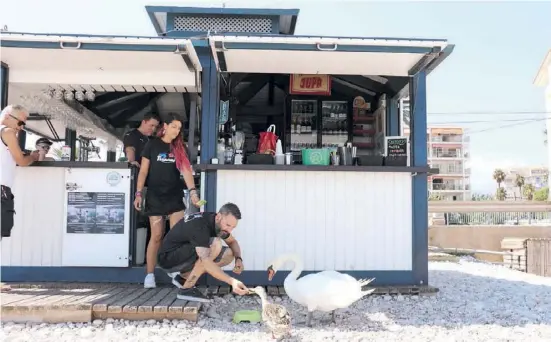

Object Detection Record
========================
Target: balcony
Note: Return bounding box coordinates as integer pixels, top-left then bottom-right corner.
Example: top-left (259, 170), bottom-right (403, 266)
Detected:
top-left (430, 135), bottom-right (463, 143)
top-left (432, 183), bottom-right (466, 191)
top-left (431, 151), bottom-right (463, 158)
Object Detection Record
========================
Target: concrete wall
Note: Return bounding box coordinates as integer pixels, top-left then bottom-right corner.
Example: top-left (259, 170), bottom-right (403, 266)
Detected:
top-left (429, 225), bottom-right (551, 262)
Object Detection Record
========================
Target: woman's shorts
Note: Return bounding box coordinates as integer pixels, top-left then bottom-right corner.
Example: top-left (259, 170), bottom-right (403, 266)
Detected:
top-left (144, 190), bottom-right (186, 217)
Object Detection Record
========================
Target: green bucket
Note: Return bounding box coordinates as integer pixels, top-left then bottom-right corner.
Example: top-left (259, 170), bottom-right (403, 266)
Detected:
top-left (302, 148), bottom-right (331, 166)
top-left (232, 310), bottom-right (262, 324)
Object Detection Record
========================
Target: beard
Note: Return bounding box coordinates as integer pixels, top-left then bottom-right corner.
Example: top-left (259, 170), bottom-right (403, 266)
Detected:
top-left (215, 222), bottom-right (230, 239)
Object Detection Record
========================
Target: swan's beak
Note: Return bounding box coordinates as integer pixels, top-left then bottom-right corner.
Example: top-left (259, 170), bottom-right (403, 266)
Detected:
top-left (267, 265), bottom-right (275, 281)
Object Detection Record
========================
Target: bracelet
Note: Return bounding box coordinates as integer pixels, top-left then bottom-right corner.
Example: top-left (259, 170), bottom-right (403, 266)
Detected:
top-left (135, 191), bottom-right (142, 197)
top-left (235, 257), bottom-right (243, 262)
top-left (188, 188), bottom-right (197, 192)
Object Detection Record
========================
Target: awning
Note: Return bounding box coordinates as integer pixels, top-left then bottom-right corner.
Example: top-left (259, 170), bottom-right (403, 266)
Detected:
top-left (1, 33), bottom-right (202, 93)
top-left (209, 35), bottom-right (448, 76)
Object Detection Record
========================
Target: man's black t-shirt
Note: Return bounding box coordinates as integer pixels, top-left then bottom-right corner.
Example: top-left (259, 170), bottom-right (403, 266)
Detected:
top-left (142, 137), bottom-right (184, 196)
top-left (123, 129), bottom-right (148, 162)
top-left (159, 212), bottom-right (217, 255)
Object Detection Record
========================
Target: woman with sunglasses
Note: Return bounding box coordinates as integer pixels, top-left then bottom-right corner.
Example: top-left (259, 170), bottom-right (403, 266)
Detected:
top-left (133, 113), bottom-right (201, 289)
top-left (1, 105), bottom-right (39, 291)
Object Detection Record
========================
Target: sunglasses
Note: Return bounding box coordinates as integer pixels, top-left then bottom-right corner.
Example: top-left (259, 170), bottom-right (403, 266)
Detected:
top-left (9, 114), bottom-right (26, 127)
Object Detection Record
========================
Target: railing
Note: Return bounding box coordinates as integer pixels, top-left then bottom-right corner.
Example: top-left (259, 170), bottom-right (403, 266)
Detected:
top-left (432, 184), bottom-right (465, 191)
top-left (431, 152), bottom-right (462, 158)
top-left (429, 201), bottom-right (551, 226)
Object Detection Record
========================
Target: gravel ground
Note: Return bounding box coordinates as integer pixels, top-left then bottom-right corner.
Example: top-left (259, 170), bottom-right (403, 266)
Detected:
top-left (3, 258), bottom-right (551, 342)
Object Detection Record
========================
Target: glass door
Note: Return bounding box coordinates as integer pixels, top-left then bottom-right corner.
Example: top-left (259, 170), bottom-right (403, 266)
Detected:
top-left (321, 101), bottom-right (349, 150)
top-left (290, 99), bottom-right (318, 151)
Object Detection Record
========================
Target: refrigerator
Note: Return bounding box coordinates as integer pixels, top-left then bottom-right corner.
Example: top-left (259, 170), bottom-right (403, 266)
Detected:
top-left (287, 98), bottom-right (351, 152)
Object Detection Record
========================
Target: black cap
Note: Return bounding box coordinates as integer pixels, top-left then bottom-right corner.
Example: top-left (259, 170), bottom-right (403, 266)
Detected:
top-left (36, 137), bottom-right (53, 146)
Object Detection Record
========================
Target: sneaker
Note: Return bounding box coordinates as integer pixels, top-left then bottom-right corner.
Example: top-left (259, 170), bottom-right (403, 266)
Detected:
top-left (176, 287), bottom-right (211, 303)
top-left (171, 274), bottom-right (185, 289)
top-left (144, 273), bottom-right (156, 289)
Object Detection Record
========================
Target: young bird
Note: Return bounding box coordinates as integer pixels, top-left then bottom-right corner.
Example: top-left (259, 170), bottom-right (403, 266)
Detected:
top-left (249, 286), bottom-right (292, 340)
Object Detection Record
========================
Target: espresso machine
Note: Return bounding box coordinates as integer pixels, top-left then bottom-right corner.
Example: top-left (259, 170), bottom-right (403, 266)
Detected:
top-left (232, 131), bottom-right (245, 164)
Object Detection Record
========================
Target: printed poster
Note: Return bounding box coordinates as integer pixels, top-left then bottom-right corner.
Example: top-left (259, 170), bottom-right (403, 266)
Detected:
top-left (66, 192), bottom-right (125, 234)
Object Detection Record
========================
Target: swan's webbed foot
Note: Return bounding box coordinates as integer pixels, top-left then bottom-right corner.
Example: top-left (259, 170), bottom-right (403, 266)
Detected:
top-left (306, 311), bottom-right (313, 327)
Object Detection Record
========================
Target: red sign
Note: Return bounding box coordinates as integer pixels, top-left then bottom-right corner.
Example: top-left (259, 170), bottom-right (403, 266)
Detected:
top-left (289, 74), bottom-right (331, 96)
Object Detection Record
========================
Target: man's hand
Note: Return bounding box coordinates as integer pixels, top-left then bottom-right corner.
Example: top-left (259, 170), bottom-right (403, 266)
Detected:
top-left (30, 150), bottom-right (40, 162)
top-left (232, 258), bottom-right (244, 274)
top-left (231, 278), bottom-right (248, 295)
top-left (130, 161), bottom-right (140, 168)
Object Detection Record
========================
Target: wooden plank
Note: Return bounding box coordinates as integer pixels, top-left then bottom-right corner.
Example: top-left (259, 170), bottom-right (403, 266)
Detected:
top-left (183, 302), bottom-right (202, 322)
top-left (108, 288), bottom-right (150, 313)
top-left (168, 298), bottom-right (188, 314)
top-left (207, 286), bottom-right (219, 296)
top-left (138, 288), bottom-right (173, 313)
top-left (267, 286), bottom-right (279, 296)
top-left (51, 288), bottom-right (106, 308)
top-left (64, 287), bottom-right (122, 310)
top-left (218, 286), bottom-right (230, 295)
top-left (3, 292), bottom-right (53, 309)
top-left (278, 286), bottom-right (286, 296)
top-left (1, 289), bottom-right (50, 305)
top-left (93, 288), bottom-right (137, 312)
top-left (153, 288), bottom-right (178, 313)
top-left (122, 288), bottom-right (160, 313)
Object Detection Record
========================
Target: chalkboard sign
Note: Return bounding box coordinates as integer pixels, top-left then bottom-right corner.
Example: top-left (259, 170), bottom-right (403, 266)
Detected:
top-left (385, 136), bottom-right (408, 157)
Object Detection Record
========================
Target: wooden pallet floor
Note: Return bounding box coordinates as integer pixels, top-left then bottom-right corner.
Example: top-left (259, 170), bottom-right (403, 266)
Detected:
top-left (1, 283), bottom-right (438, 324)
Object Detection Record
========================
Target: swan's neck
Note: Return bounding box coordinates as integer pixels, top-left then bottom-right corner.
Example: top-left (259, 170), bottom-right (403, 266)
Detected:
top-left (258, 292), bottom-right (270, 306)
top-left (283, 256), bottom-right (304, 284)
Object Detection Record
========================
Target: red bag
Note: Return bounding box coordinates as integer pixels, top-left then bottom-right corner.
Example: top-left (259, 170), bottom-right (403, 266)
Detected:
top-left (257, 124), bottom-right (278, 155)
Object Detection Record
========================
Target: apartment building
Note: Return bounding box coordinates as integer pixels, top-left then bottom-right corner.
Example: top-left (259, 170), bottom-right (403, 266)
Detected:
top-left (502, 166), bottom-right (548, 199)
top-left (400, 99), bottom-right (471, 200)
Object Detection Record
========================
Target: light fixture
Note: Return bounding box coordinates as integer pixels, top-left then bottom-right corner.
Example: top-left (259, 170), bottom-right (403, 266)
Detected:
top-left (53, 89), bottom-right (64, 100)
top-left (85, 90), bottom-right (95, 101)
top-left (75, 91), bottom-right (85, 102)
top-left (64, 91), bottom-right (75, 101)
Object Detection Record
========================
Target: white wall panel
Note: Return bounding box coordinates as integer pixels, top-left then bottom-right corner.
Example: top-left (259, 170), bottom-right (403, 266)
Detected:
top-left (216, 171), bottom-right (412, 272)
top-left (1, 167), bottom-right (65, 266)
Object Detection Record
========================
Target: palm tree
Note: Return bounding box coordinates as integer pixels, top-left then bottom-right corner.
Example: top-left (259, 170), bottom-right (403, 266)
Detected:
top-left (523, 184), bottom-right (535, 200)
top-left (514, 174), bottom-right (525, 200)
top-left (495, 187), bottom-right (507, 201)
top-left (493, 169), bottom-right (506, 189)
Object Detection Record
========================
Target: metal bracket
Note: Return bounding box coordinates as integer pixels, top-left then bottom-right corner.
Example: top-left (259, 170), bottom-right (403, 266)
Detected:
top-left (60, 42), bottom-right (81, 50)
top-left (411, 172), bottom-right (418, 177)
top-left (316, 43), bottom-right (338, 51)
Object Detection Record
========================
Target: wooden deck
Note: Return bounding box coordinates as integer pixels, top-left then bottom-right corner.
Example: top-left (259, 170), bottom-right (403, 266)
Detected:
top-left (1, 283), bottom-right (437, 324)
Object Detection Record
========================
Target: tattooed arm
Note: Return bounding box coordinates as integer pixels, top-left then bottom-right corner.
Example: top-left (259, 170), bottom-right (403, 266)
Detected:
top-left (195, 246), bottom-right (234, 285)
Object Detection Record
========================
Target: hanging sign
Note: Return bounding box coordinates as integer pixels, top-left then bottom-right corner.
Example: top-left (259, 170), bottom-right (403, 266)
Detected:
top-left (289, 74), bottom-right (331, 96)
top-left (219, 100), bottom-right (229, 124)
top-left (385, 136), bottom-right (408, 158)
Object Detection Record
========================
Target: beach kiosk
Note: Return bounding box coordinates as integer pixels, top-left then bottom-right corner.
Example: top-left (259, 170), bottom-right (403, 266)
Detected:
top-left (0, 5), bottom-right (454, 287)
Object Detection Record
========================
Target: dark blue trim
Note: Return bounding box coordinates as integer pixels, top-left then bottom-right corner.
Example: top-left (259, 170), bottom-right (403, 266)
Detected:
top-left (2, 31), bottom-right (447, 43)
top-left (0, 266), bottom-right (412, 286)
top-left (387, 98), bottom-right (399, 136)
top-left (425, 45), bottom-right (456, 75)
top-left (166, 13), bottom-right (175, 36)
top-left (410, 71), bottom-right (429, 286)
top-left (0, 62), bottom-right (8, 109)
top-left (207, 271), bottom-right (415, 287)
top-left (197, 47), bottom-right (219, 213)
top-left (1, 41), bottom-right (186, 52)
top-left (219, 42), bottom-right (434, 54)
top-left (145, 6), bottom-right (300, 17)
top-left (0, 266), bottom-right (205, 285)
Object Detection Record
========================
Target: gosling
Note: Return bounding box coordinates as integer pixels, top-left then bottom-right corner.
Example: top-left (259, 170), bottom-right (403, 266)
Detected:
top-left (249, 286), bottom-right (292, 340)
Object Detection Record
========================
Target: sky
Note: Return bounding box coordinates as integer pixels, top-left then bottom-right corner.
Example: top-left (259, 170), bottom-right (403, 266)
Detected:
top-left (1, 0), bottom-right (550, 193)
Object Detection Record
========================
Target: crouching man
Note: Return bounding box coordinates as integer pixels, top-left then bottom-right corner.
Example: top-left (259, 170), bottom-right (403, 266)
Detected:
top-left (157, 202), bottom-right (249, 302)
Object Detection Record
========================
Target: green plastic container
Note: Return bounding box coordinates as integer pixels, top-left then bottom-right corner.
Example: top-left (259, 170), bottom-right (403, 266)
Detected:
top-left (302, 148), bottom-right (331, 166)
top-left (233, 310), bottom-right (262, 324)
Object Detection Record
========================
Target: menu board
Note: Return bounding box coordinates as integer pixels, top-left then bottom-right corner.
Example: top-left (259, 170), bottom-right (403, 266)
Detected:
top-left (385, 136), bottom-right (408, 157)
top-left (66, 192), bottom-right (125, 234)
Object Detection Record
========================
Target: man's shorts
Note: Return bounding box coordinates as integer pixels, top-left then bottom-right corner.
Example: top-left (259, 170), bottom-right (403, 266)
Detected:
top-left (158, 238), bottom-right (229, 274)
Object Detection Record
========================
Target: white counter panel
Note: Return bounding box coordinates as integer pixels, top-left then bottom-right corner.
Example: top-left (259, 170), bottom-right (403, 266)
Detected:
top-left (1, 167), bottom-right (65, 266)
top-left (216, 170), bottom-right (412, 272)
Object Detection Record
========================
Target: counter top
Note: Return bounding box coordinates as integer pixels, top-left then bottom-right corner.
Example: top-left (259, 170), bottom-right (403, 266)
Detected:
top-left (27, 161), bottom-right (130, 169)
top-left (195, 164), bottom-right (438, 173)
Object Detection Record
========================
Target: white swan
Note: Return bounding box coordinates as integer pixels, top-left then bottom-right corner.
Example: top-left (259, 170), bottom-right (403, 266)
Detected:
top-left (267, 253), bottom-right (375, 327)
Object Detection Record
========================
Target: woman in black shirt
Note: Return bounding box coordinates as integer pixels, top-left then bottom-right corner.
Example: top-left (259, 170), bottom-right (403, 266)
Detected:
top-left (134, 113), bottom-right (200, 289)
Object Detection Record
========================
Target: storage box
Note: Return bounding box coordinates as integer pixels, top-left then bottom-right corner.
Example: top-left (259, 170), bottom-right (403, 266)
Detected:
top-left (302, 149), bottom-right (330, 166)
